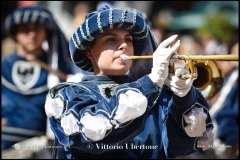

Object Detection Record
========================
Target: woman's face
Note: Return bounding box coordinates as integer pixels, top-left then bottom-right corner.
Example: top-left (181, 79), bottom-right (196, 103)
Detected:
top-left (86, 29), bottom-right (134, 76)
top-left (15, 24), bottom-right (47, 54)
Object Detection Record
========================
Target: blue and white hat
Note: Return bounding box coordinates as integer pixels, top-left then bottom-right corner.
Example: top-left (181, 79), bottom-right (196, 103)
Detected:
top-left (69, 6), bottom-right (151, 72)
top-left (5, 6), bottom-right (55, 35)
top-left (5, 6), bottom-right (74, 76)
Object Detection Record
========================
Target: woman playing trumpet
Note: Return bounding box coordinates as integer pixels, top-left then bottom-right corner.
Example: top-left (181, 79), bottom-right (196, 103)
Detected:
top-left (45, 5), bottom-right (213, 159)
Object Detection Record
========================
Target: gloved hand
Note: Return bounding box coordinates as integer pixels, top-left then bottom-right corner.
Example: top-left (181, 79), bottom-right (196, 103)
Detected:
top-left (80, 113), bottom-right (112, 141)
top-left (165, 67), bottom-right (197, 97)
top-left (113, 90), bottom-right (148, 124)
top-left (148, 35), bottom-right (180, 87)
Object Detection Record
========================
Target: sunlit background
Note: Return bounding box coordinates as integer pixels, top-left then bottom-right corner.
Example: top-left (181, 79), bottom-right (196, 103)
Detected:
top-left (1, 1), bottom-right (238, 159)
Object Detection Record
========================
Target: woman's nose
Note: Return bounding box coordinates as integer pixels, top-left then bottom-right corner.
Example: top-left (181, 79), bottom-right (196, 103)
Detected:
top-left (118, 42), bottom-right (127, 51)
top-left (28, 29), bottom-right (37, 37)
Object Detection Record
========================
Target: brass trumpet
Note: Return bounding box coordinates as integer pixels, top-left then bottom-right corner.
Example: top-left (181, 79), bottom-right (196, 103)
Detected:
top-left (121, 54), bottom-right (238, 100)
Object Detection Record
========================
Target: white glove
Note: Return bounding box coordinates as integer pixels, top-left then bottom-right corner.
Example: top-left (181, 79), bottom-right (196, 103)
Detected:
top-left (183, 107), bottom-right (207, 137)
top-left (148, 35), bottom-right (180, 87)
top-left (80, 113), bottom-right (112, 141)
top-left (113, 90), bottom-right (148, 124)
top-left (165, 67), bottom-right (196, 97)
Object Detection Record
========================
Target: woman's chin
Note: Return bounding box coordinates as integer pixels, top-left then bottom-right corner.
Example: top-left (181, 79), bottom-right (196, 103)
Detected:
top-left (105, 68), bottom-right (129, 76)
top-left (117, 66), bottom-right (130, 73)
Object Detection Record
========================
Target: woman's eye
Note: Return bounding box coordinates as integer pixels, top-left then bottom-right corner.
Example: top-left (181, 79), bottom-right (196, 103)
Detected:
top-left (126, 38), bottom-right (133, 43)
top-left (106, 37), bottom-right (116, 42)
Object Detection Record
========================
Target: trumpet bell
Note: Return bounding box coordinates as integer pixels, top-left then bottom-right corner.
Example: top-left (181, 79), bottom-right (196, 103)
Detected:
top-left (193, 61), bottom-right (223, 100)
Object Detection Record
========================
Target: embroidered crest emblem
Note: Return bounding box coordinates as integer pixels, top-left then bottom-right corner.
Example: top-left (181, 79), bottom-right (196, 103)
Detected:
top-left (12, 61), bottom-right (41, 90)
top-left (98, 84), bottom-right (118, 98)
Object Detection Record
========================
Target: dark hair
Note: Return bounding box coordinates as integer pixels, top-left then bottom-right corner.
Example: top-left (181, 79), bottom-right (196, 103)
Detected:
top-left (10, 24), bottom-right (51, 42)
top-left (128, 59), bottom-right (152, 81)
top-left (128, 30), bottom-right (157, 81)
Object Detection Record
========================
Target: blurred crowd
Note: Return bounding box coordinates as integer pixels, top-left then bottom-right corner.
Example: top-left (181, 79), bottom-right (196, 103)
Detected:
top-left (1, 1), bottom-right (238, 159)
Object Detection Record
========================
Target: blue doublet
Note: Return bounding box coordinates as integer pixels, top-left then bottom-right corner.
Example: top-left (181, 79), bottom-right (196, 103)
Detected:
top-left (48, 75), bottom-right (213, 159)
top-left (2, 53), bottom-right (49, 149)
top-left (2, 5), bottom-right (74, 150)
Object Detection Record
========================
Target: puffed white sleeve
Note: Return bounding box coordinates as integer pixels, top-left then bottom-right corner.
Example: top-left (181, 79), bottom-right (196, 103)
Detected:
top-left (113, 89), bottom-right (148, 124)
top-left (45, 94), bottom-right (64, 119)
top-left (196, 128), bottom-right (214, 151)
top-left (183, 107), bottom-right (207, 137)
top-left (80, 113), bottom-right (112, 141)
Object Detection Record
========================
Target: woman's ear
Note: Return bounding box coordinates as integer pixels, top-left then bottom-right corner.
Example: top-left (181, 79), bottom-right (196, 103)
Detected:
top-left (86, 49), bottom-right (93, 60)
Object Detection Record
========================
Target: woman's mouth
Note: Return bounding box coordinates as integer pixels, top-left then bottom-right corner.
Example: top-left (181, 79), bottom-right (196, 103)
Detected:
top-left (119, 54), bottom-right (129, 61)
top-left (114, 54), bottom-right (129, 62)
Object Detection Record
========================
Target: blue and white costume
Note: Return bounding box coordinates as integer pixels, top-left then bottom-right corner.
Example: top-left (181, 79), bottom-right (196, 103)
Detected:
top-left (45, 6), bottom-right (214, 159)
top-left (47, 75), bottom-right (213, 159)
top-left (2, 53), bottom-right (49, 149)
top-left (2, 6), bottom-right (74, 149)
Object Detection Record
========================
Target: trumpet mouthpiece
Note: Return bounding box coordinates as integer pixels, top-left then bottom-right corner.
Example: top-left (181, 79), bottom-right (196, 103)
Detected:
top-left (119, 54), bottom-right (129, 61)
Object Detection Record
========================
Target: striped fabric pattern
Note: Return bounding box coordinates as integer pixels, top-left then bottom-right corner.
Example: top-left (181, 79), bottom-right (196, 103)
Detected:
top-left (5, 6), bottom-right (55, 34)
